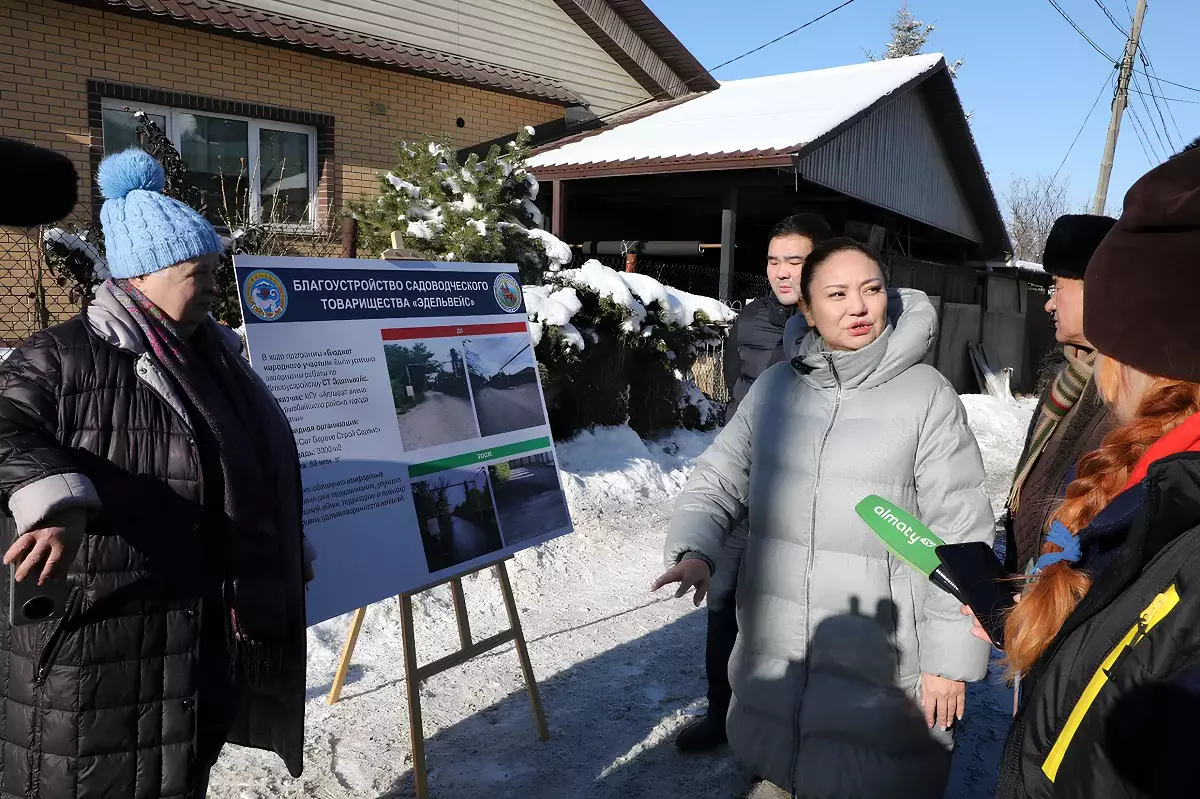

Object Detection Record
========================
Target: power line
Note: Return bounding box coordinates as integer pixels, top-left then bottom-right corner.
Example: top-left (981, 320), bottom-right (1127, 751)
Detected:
top-left (1053, 67), bottom-right (1116, 183)
top-left (590, 0), bottom-right (859, 125)
top-left (1139, 48), bottom-right (1187, 141)
top-left (1045, 0), bottom-right (1117, 61)
top-left (1136, 70), bottom-right (1179, 151)
top-left (1132, 75), bottom-right (1173, 155)
top-left (1091, 0), bottom-right (1128, 36)
top-left (1047, 0), bottom-right (1200, 95)
top-left (1128, 86), bottom-right (1200, 106)
top-left (1126, 104), bottom-right (1160, 165)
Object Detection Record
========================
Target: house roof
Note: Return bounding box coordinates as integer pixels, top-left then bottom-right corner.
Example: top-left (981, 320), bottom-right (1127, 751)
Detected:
top-left (551, 0), bottom-right (718, 98)
top-left (529, 54), bottom-right (946, 171)
top-left (76, 0), bottom-right (586, 105)
top-left (529, 54), bottom-right (1012, 256)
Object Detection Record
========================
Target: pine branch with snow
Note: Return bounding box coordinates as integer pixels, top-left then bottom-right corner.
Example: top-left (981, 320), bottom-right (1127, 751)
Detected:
top-left (350, 128), bottom-right (572, 283)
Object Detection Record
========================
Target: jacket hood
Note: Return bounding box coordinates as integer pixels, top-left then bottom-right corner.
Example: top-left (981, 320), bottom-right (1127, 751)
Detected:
top-left (789, 288), bottom-right (938, 390)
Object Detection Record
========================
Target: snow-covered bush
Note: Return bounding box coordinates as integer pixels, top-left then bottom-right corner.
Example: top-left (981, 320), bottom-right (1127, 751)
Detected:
top-left (527, 259), bottom-right (735, 438)
top-left (42, 224), bottom-right (108, 307)
top-left (349, 128), bottom-right (572, 284)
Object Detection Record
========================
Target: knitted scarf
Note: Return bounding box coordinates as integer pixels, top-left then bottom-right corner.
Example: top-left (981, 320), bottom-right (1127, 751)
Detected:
top-left (109, 279), bottom-right (295, 682)
top-left (1008, 345), bottom-right (1098, 512)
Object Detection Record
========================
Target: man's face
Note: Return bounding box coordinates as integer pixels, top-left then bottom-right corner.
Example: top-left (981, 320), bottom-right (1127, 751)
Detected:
top-left (766, 234), bottom-right (814, 307)
top-left (1045, 277), bottom-right (1087, 347)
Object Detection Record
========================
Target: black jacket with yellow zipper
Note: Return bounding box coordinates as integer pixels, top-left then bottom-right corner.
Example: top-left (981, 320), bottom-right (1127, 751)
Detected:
top-left (997, 452), bottom-right (1200, 798)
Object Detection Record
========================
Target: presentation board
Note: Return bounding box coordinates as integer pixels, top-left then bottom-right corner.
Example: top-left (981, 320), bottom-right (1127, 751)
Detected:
top-left (233, 256), bottom-right (573, 625)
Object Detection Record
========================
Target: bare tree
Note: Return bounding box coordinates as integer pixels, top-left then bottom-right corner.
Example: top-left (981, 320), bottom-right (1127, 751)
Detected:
top-left (1005, 174), bottom-right (1072, 262)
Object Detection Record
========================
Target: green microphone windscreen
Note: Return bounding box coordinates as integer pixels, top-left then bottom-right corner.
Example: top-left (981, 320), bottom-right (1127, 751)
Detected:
top-left (855, 495), bottom-right (946, 577)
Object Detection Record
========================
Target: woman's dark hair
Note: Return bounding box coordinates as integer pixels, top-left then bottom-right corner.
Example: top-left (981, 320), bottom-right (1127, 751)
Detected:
top-left (799, 237), bottom-right (886, 305)
top-left (768, 213), bottom-right (833, 246)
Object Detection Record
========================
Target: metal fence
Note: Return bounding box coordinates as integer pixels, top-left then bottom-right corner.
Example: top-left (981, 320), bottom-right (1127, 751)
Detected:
top-left (0, 225), bottom-right (78, 347)
top-left (1, 211), bottom-right (346, 347)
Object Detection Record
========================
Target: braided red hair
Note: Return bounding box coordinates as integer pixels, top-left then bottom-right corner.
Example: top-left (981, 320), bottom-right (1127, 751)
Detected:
top-left (1003, 357), bottom-right (1200, 676)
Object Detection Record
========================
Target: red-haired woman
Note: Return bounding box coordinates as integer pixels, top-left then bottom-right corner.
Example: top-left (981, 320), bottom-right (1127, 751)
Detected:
top-left (982, 147), bottom-right (1200, 797)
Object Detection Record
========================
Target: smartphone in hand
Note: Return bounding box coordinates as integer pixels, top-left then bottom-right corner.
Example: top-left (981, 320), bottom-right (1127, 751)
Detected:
top-left (935, 542), bottom-right (1016, 648)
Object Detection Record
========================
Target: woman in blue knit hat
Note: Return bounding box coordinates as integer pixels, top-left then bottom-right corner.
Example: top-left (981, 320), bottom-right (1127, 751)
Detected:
top-left (0, 149), bottom-right (313, 797)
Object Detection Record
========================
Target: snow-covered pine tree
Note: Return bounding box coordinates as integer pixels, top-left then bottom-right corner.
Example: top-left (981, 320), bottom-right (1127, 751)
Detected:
top-left (865, 3), bottom-right (964, 77)
top-left (350, 127), bottom-right (572, 284)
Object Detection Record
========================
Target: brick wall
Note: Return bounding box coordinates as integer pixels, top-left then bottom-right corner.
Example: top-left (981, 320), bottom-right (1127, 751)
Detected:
top-left (0, 0), bottom-right (564, 341)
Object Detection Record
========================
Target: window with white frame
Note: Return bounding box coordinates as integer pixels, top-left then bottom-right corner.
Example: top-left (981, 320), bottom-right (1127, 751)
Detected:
top-left (101, 100), bottom-right (319, 228)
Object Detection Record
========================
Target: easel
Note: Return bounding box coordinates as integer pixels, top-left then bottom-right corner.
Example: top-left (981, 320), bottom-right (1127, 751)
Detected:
top-left (326, 558), bottom-right (549, 799)
top-left (327, 233), bottom-right (548, 797)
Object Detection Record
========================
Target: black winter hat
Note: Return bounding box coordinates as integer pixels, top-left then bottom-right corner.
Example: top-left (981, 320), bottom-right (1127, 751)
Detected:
top-left (1085, 148), bottom-right (1200, 381)
top-left (1041, 214), bottom-right (1117, 280)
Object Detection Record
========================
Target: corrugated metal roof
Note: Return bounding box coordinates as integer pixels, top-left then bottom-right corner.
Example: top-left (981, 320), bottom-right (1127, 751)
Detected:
top-left (528, 54), bottom-right (944, 169)
top-left (75, 0), bottom-right (585, 105)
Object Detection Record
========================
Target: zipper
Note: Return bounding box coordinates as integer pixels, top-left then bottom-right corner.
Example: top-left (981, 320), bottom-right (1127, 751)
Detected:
top-left (28, 585), bottom-right (82, 798)
top-left (35, 585), bottom-right (81, 685)
top-left (789, 354), bottom-right (843, 798)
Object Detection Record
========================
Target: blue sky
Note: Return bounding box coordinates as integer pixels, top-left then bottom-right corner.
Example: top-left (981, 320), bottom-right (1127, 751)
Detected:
top-left (644, 0), bottom-right (1199, 214)
top-left (465, 334), bottom-right (535, 377)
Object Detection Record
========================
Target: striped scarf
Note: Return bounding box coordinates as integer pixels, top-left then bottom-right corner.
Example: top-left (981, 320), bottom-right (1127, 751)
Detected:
top-left (1008, 345), bottom-right (1097, 512)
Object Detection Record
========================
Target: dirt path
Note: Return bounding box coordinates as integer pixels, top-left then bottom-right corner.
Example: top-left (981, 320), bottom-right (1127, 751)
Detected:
top-left (398, 391), bottom-right (479, 451)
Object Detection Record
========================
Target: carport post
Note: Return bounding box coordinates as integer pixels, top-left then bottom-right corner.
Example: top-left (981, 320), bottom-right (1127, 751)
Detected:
top-left (719, 188), bottom-right (738, 302)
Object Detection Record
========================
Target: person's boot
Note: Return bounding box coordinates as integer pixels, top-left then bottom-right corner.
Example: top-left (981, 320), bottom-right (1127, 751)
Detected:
top-left (674, 709), bottom-right (728, 751)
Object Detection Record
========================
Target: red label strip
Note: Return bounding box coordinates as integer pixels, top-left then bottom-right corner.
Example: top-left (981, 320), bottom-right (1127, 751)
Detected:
top-left (380, 321), bottom-right (529, 341)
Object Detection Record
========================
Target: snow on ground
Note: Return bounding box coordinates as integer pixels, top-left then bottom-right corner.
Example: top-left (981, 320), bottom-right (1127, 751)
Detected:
top-left (208, 395), bottom-right (1031, 799)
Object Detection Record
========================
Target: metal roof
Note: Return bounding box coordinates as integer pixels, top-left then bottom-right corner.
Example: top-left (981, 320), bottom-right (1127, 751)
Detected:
top-left (76, 0), bottom-right (586, 105)
top-left (528, 54), bottom-right (945, 170)
top-left (528, 54), bottom-right (1013, 256)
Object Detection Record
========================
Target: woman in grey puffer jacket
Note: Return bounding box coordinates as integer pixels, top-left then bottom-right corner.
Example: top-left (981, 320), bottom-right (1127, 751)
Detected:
top-left (655, 239), bottom-right (993, 798)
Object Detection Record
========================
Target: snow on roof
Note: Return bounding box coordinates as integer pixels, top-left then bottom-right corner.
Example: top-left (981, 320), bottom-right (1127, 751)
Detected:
top-left (1013, 260), bottom-right (1045, 273)
top-left (529, 54), bottom-right (945, 170)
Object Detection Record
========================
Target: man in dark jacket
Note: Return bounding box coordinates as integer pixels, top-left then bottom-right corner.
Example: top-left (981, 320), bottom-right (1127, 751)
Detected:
top-left (1004, 214), bottom-right (1116, 574)
top-left (676, 213), bottom-right (831, 751)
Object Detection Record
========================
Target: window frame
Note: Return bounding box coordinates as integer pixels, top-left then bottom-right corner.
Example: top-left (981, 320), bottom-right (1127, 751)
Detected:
top-left (100, 98), bottom-right (320, 229)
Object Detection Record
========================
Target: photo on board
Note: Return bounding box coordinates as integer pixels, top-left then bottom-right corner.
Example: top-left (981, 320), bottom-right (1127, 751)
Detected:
top-left (488, 451), bottom-right (572, 547)
top-left (384, 339), bottom-right (481, 451)
top-left (462, 333), bottom-right (547, 438)
top-left (411, 466), bottom-right (504, 573)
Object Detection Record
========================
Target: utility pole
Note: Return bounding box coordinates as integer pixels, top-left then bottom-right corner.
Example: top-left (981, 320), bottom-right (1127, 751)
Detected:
top-left (1093, 0), bottom-right (1148, 214)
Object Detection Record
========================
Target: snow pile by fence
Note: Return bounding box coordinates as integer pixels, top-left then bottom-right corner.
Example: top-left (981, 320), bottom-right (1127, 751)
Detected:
top-left (525, 260), bottom-right (734, 439)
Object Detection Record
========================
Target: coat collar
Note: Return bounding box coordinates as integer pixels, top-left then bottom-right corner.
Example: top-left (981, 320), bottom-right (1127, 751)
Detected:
top-left (85, 282), bottom-right (244, 357)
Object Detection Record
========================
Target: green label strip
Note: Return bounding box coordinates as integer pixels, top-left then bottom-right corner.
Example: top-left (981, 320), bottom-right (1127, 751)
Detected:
top-left (408, 437), bottom-right (553, 478)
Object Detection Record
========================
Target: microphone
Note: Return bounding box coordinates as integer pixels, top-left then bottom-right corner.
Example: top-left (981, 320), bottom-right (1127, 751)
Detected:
top-left (0, 137), bottom-right (79, 226)
top-left (855, 495), bottom-right (964, 602)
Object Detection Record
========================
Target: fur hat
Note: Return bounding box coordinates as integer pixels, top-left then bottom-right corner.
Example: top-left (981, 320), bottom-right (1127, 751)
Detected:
top-left (98, 149), bottom-right (222, 279)
top-left (1085, 149), bottom-right (1200, 381)
top-left (1041, 214), bottom-right (1117, 280)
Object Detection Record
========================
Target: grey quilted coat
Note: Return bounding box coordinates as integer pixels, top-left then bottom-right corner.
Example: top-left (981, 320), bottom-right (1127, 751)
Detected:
top-left (666, 289), bottom-right (992, 798)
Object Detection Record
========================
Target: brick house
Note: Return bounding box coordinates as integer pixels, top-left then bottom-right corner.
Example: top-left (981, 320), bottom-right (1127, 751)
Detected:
top-left (0, 0), bottom-right (714, 343)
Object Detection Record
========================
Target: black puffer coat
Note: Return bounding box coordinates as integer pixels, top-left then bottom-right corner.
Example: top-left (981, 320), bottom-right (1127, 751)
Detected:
top-left (997, 453), bottom-right (1200, 797)
top-left (0, 287), bottom-right (306, 798)
top-left (722, 291), bottom-right (796, 419)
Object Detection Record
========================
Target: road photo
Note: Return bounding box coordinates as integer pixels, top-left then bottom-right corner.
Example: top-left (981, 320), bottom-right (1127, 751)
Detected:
top-left (464, 333), bottom-right (548, 438)
top-left (385, 339), bottom-right (480, 451)
top-left (488, 452), bottom-right (572, 546)
top-left (412, 466), bottom-right (504, 573)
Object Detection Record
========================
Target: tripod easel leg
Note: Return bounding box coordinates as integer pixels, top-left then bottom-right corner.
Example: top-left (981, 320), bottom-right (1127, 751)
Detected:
top-left (400, 593), bottom-right (429, 799)
top-left (494, 561), bottom-right (549, 741)
top-left (327, 606), bottom-right (366, 706)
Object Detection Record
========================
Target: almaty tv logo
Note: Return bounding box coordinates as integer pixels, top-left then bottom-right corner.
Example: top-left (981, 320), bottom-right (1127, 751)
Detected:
top-left (874, 504), bottom-right (937, 548)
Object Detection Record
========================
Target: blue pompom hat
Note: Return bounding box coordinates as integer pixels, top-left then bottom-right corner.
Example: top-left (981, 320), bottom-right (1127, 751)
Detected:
top-left (97, 149), bottom-right (222, 279)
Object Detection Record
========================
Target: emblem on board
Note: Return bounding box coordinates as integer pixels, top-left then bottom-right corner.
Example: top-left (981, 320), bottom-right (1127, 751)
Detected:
top-left (493, 273), bottom-right (522, 314)
top-left (244, 270), bottom-right (288, 322)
